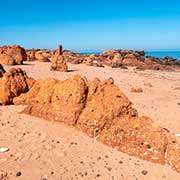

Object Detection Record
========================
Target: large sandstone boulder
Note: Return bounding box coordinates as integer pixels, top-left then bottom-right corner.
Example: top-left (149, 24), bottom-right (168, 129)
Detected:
top-left (0, 68), bottom-right (35, 105)
top-left (51, 45), bottom-right (68, 72)
top-left (26, 50), bottom-right (36, 61)
top-left (0, 45), bottom-right (27, 65)
top-left (101, 49), bottom-right (121, 56)
top-left (0, 53), bottom-right (16, 65)
top-left (13, 75), bottom-right (180, 173)
top-left (83, 55), bottom-right (104, 67)
top-left (122, 53), bottom-right (144, 66)
top-left (76, 78), bottom-right (137, 137)
top-left (102, 53), bottom-right (123, 67)
top-left (62, 50), bottom-right (86, 64)
top-left (26, 49), bottom-right (53, 62)
top-left (51, 55), bottom-right (68, 72)
top-left (15, 75), bottom-right (87, 126)
top-left (35, 51), bottom-right (50, 62)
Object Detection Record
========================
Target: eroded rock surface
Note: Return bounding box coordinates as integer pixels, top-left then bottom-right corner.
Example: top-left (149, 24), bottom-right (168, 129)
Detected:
top-left (77, 77), bottom-right (137, 137)
top-left (26, 49), bottom-right (53, 62)
top-left (51, 46), bottom-right (68, 72)
top-left (15, 75), bottom-right (87, 126)
top-left (10, 74), bottom-right (180, 173)
top-left (98, 116), bottom-right (168, 164)
top-left (0, 67), bottom-right (35, 105)
top-left (0, 45), bottom-right (27, 65)
top-left (61, 48), bottom-right (180, 71)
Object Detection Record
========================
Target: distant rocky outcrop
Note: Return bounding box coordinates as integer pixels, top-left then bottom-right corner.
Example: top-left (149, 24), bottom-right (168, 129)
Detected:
top-left (61, 48), bottom-right (180, 71)
top-left (24, 44), bottom-right (180, 71)
top-left (13, 74), bottom-right (180, 173)
top-left (26, 49), bottom-right (53, 62)
top-left (63, 50), bottom-right (86, 64)
top-left (51, 45), bottom-right (68, 72)
top-left (0, 45), bottom-right (27, 65)
top-left (0, 66), bottom-right (35, 105)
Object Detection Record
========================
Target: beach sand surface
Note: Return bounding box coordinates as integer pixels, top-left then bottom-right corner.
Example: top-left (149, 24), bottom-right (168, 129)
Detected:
top-left (1, 61), bottom-right (180, 180)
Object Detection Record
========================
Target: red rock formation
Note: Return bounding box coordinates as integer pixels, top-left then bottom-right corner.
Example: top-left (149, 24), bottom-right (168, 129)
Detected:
top-left (26, 49), bottom-right (52, 62)
top-left (51, 55), bottom-right (68, 72)
top-left (16, 75), bottom-right (87, 126)
top-left (0, 45), bottom-right (27, 65)
top-left (50, 45), bottom-right (68, 72)
top-left (0, 68), bottom-right (35, 105)
top-left (136, 64), bottom-right (173, 71)
top-left (34, 51), bottom-right (50, 62)
top-left (77, 77), bottom-right (137, 137)
top-left (0, 54), bottom-right (15, 65)
top-left (102, 53), bottom-right (123, 67)
top-left (122, 53), bottom-right (144, 66)
top-left (83, 55), bottom-right (104, 67)
top-left (98, 116), bottom-right (168, 164)
top-left (12, 75), bottom-right (180, 173)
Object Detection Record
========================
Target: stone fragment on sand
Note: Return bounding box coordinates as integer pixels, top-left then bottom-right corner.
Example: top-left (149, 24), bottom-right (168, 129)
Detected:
top-left (131, 87), bottom-right (143, 93)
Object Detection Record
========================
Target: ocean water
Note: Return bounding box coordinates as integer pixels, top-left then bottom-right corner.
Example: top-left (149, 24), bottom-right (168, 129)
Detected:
top-left (80, 51), bottom-right (180, 60)
top-left (146, 51), bottom-right (180, 59)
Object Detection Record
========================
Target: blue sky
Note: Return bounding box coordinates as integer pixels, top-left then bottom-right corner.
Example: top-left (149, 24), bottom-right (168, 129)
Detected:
top-left (0, 0), bottom-right (180, 51)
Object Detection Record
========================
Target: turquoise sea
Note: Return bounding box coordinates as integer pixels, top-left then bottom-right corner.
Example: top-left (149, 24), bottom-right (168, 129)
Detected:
top-left (146, 51), bottom-right (180, 59)
top-left (80, 51), bottom-right (180, 60)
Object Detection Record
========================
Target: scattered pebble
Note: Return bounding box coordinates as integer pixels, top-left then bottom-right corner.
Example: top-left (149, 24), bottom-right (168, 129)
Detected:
top-left (16, 171), bottom-right (22, 177)
top-left (119, 160), bottom-right (123, 164)
top-left (141, 170), bottom-right (148, 175)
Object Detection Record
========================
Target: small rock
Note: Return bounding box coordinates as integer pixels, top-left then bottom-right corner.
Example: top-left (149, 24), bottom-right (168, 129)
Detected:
top-left (141, 170), bottom-right (148, 175)
top-left (131, 87), bottom-right (143, 93)
top-left (16, 171), bottom-right (22, 177)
